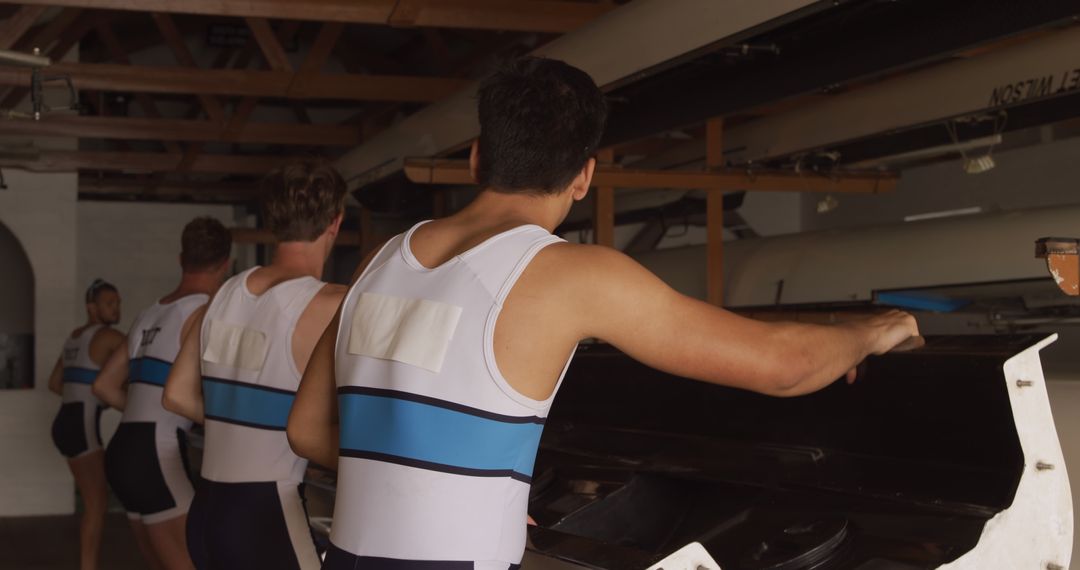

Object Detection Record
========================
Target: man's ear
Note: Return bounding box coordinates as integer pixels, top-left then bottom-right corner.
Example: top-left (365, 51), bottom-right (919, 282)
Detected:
top-left (328, 212), bottom-right (344, 237)
top-left (469, 139), bottom-right (480, 183)
top-left (571, 157), bottom-right (597, 201)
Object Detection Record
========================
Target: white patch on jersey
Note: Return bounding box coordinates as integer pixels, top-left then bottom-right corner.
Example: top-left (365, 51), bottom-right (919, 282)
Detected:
top-left (348, 292), bottom-right (462, 373)
top-left (202, 318), bottom-right (268, 371)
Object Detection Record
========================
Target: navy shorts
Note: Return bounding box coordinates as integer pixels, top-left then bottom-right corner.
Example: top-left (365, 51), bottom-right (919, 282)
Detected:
top-left (51, 401), bottom-right (103, 459)
top-left (187, 480), bottom-right (320, 570)
top-left (105, 422), bottom-right (195, 524)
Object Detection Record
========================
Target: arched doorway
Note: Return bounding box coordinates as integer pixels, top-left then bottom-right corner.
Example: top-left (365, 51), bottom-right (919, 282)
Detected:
top-left (0, 220), bottom-right (34, 388)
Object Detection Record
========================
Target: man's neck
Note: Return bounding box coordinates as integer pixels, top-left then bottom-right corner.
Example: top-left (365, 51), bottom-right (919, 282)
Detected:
top-left (459, 189), bottom-right (569, 232)
top-left (168, 271), bottom-right (220, 300)
top-left (269, 239), bottom-right (329, 280)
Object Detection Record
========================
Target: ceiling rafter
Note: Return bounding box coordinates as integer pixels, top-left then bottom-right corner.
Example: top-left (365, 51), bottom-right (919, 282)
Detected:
top-left (0, 10), bottom-right (95, 110)
top-left (0, 5), bottom-right (48, 50)
top-left (0, 149), bottom-right (300, 175)
top-left (94, 20), bottom-right (184, 154)
top-left (78, 176), bottom-right (259, 203)
top-left (10, 0), bottom-right (613, 33)
top-left (151, 12), bottom-right (225, 122)
top-left (0, 114), bottom-right (361, 145)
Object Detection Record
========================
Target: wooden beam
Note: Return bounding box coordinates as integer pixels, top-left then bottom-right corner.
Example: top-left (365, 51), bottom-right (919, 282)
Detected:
top-left (0, 110), bottom-right (360, 146)
top-left (95, 21), bottom-right (183, 154)
top-left (387, 0), bottom-right (611, 33)
top-left (246, 17), bottom-right (293, 73)
top-left (152, 13), bottom-right (225, 122)
top-left (0, 62), bottom-right (470, 102)
top-left (1, 150), bottom-right (294, 174)
top-left (705, 117), bottom-right (724, 307)
top-left (593, 148), bottom-right (615, 247)
top-left (10, 0), bottom-right (611, 33)
top-left (0, 11), bottom-right (94, 109)
top-left (15, 7), bottom-right (82, 53)
top-left (0, 5), bottom-right (48, 50)
top-left (79, 177), bottom-right (258, 202)
top-left (298, 22), bottom-right (345, 75)
top-left (403, 159), bottom-right (899, 193)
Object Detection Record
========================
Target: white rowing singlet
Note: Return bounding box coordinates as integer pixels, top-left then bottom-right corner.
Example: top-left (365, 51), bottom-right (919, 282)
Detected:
top-left (122, 294), bottom-right (207, 429)
top-left (331, 222), bottom-right (573, 566)
top-left (198, 267), bottom-right (325, 484)
top-left (61, 324), bottom-right (106, 406)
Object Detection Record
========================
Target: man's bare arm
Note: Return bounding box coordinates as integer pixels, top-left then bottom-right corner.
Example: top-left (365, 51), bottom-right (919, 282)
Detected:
top-left (93, 344), bottom-right (130, 410)
top-left (163, 307), bottom-right (206, 423)
top-left (89, 328), bottom-right (126, 367)
top-left (289, 312), bottom-right (341, 470)
top-left (290, 245), bottom-right (383, 469)
top-left (564, 245), bottom-right (919, 397)
top-left (47, 357), bottom-right (63, 395)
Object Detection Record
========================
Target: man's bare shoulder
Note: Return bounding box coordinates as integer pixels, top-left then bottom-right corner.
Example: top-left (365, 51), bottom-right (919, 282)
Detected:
top-left (532, 242), bottom-right (645, 283)
top-left (317, 283), bottom-right (348, 304)
top-left (95, 327), bottom-right (126, 344)
top-left (303, 283), bottom-right (348, 322)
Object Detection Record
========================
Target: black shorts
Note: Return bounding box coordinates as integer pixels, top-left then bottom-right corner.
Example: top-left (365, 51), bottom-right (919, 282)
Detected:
top-left (105, 422), bottom-right (195, 524)
top-left (187, 480), bottom-right (320, 570)
top-left (51, 401), bottom-right (103, 459)
top-left (322, 544), bottom-right (522, 569)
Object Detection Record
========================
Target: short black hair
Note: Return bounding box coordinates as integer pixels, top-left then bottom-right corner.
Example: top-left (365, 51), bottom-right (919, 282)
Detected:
top-left (476, 57), bottom-right (607, 194)
top-left (85, 278), bottom-right (117, 303)
top-left (181, 217), bottom-right (232, 271)
top-left (261, 160), bottom-right (347, 242)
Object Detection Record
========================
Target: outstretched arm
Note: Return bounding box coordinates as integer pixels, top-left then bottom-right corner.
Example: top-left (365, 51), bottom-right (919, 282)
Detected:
top-left (564, 246), bottom-right (919, 397)
top-left (93, 344), bottom-right (130, 410)
top-left (163, 307), bottom-right (206, 423)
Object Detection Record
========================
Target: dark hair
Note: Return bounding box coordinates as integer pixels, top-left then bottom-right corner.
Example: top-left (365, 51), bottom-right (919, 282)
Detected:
top-left (180, 217), bottom-right (232, 271)
top-left (85, 278), bottom-right (117, 303)
top-left (476, 57), bottom-right (607, 195)
top-left (260, 161), bottom-right (347, 242)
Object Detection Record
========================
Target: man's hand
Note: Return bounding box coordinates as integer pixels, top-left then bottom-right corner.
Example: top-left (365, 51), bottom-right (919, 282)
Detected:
top-left (859, 310), bottom-right (922, 355)
top-left (844, 310), bottom-right (921, 384)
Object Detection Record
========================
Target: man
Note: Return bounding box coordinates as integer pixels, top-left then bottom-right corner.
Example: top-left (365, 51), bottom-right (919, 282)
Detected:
top-left (163, 162), bottom-right (347, 570)
top-left (48, 279), bottom-right (125, 570)
top-left (288, 58), bottom-right (919, 569)
top-left (93, 217), bottom-right (232, 570)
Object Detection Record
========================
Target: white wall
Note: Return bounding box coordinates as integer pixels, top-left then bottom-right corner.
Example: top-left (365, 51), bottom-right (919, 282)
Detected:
top-left (77, 202), bottom-right (238, 333)
top-left (0, 169), bottom-right (80, 516)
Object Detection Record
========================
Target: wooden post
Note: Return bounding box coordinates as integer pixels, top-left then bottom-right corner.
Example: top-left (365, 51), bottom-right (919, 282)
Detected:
top-left (706, 117), bottom-right (724, 306)
top-left (593, 148), bottom-right (615, 247)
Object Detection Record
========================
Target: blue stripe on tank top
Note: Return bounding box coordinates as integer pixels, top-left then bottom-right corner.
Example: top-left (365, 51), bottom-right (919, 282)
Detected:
top-left (202, 376), bottom-right (295, 431)
top-left (337, 387), bottom-right (544, 482)
top-left (62, 367), bottom-right (97, 384)
top-left (128, 356), bottom-right (172, 387)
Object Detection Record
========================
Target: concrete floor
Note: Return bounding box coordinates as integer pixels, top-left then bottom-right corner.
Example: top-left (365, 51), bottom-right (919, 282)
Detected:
top-left (0, 512), bottom-right (150, 570)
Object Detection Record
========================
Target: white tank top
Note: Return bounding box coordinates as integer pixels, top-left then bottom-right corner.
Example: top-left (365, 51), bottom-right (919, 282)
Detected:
top-left (122, 294), bottom-right (207, 430)
top-left (199, 267), bottom-right (325, 484)
top-left (61, 324), bottom-right (105, 406)
top-left (331, 222), bottom-right (573, 565)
